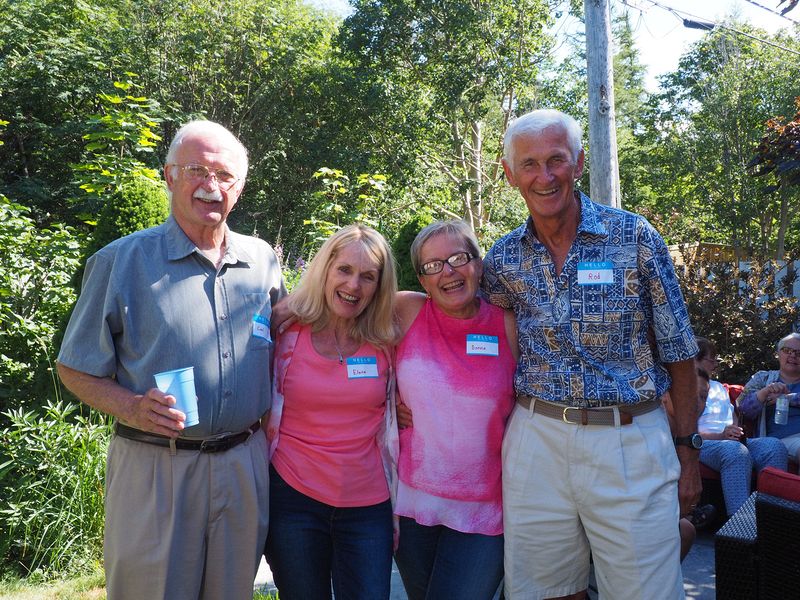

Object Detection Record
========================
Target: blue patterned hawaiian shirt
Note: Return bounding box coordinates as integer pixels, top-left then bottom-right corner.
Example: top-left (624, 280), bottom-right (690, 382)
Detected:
top-left (482, 192), bottom-right (698, 407)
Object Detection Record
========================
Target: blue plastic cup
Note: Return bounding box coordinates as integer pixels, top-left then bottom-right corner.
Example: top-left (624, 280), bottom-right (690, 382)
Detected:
top-left (154, 367), bottom-right (199, 427)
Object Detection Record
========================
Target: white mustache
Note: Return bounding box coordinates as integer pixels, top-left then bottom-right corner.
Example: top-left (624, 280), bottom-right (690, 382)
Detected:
top-left (194, 189), bottom-right (223, 202)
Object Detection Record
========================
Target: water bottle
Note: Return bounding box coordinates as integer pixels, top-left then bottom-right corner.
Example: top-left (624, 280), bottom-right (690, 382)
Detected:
top-left (775, 394), bottom-right (789, 425)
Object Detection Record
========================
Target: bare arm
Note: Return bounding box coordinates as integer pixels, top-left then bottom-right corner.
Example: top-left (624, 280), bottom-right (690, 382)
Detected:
top-left (665, 358), bottom-right (702, 516)
top-left (57, 363), bottom-right (185, 437)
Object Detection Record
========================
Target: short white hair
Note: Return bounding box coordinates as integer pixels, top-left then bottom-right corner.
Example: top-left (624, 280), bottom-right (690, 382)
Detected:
top-left (777, 332), bottom-right (800, 352)
top-left (165, 120), bottom-right (249, 177)
top-left (503, 109), bottom-right (583, 164)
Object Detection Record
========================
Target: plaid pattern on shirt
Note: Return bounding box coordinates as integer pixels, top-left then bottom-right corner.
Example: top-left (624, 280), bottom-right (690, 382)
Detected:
top-left (481, 192), bottom-right (697, 407)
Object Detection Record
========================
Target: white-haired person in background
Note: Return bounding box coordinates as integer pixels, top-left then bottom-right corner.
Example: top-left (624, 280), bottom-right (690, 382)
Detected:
top-left (739, 332), bottom-right (800, 464)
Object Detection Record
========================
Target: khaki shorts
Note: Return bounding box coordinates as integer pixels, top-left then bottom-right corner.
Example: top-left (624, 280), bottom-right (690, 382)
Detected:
top-left (502, 402), bottom-right (685, 600)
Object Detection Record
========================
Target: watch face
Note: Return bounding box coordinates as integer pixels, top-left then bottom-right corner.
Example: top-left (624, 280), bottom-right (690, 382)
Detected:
top-left (691, 434), bottom-right (703, 449)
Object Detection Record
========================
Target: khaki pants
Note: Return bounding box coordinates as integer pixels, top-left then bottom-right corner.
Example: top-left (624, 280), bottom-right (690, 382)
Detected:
top-left (103, 430), bottom-right (269, 600)
top-left (502, 402), bottom-right (684, 600)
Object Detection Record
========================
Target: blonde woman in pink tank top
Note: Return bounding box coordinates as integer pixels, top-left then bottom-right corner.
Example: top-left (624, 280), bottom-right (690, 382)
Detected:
top-left (263, 225), bottom-right (400, 600)
top-left (393, 220), bottom-right (519, 600)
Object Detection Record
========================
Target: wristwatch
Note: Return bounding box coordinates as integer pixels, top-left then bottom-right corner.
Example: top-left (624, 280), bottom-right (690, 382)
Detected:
top-left (674, 433), bottom-right (703, 450)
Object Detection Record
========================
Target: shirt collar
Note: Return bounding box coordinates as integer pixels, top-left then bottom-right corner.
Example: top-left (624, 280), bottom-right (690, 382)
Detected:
top-left (164, 215), bottom-right (253, 265)
top-left (521, 190), bottom-right (608, 243)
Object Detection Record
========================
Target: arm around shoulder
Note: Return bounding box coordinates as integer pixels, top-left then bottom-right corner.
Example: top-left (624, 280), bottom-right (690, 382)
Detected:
top-left (395, 291), bottom-right (426, 337)
top-left (503, 308), bottom-right (520, 362)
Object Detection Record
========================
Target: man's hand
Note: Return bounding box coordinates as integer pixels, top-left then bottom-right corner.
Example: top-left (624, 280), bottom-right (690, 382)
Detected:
top-left (676, 446), bottom-right (702, 517)
top-left (722, 424), bottom-right (744, 441)
top-left (270, 295), bottom-right (297, 337)
top-left (397, 402), bottom-right (413, 429)
top-left (122, 388), bottom-right (186, 438)
top-left (57, 363), bottom-right (186, 438)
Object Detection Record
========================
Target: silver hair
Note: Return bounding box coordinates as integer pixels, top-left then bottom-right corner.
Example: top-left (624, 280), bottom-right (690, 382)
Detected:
top-left (165, 120), bottom-right (249, 178)
top-left (503, 109), bottom-right (583, 164)
top-left (410, 219), bottom-right (481, 274)
top-left (777, 332), bottom-right (800, 352)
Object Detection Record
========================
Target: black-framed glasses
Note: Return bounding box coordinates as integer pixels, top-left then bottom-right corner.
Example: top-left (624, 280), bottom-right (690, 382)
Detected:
top-left (418, 251), bottom-right (475, 276)
top-left (781, 347), bottom-right (800, 358)
top-left (171, 163), bottom-right (240, 190)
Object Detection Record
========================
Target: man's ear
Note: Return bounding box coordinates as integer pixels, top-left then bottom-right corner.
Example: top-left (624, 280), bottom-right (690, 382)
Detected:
top-left (574, 149), bottom-right (585, 180)
top-left (502, 159), bottom-right (517, 187)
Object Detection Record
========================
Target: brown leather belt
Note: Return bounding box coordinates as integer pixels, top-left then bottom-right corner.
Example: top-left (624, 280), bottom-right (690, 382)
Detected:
top-left (115, 421), bottom-right (260, 453)
top-left (516, 395), bottom-right (660, 426)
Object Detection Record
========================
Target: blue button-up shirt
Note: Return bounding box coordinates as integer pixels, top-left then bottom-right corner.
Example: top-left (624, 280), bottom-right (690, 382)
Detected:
top-left (59, 216), bottom-right (286, 436)
top-left (482, 192), bottom-right (697, 407)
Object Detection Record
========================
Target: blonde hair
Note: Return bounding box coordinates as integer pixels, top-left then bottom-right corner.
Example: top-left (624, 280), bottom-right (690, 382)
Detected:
top-left (289, 224), bottom-right (398, 347)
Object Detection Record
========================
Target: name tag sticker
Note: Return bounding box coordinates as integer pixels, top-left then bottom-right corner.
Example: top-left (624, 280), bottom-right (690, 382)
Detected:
top-left (577, 261), bottom-right (614, 285)
top-left (252, 314), bottom-right (271, 341)
top-left (346, 356), bottom-right (379, 379)
top-left (466, 334), bottom-right (499, 356)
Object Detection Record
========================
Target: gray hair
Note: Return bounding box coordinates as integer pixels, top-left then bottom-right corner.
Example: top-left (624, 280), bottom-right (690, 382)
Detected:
top-left (503, 109), bottom-right (583, 164)
top-left (410, 219), bottom-right (481, 274)
top-left (165, 120), bottom-right (249, 178)
top-left (777, 332), bottom-right (800, 352)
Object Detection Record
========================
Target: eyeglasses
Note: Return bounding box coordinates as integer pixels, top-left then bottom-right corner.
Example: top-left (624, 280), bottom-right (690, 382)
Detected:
top-left (171, 163), bottom-right (240, 190)
top-left (781, 347), bottom-right (800, 358)
top-left (418, 251), bottom-right (475, 276)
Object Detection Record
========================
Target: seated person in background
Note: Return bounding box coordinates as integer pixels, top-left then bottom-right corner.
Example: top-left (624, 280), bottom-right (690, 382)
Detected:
top-left (695, 351), bottom-right (787, 519)
top-left (738, 333), bottom-right (800, 463)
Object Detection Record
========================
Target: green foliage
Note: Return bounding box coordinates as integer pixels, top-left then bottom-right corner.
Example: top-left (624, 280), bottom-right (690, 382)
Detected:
top-left (90, 176), bottom-right (169, 254)
top-left (392, 212), bottom-right (434, 292)
top-left (70, 77), bottom-right (171, 217)
top-left (677, 251), bottom-right (800, 383)
top-left (0, 401), bottom-right (111, 578)
top-left (0, 197), bottom-right (83, 414)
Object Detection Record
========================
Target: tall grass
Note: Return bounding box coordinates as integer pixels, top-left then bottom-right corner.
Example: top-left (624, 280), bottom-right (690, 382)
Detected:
top-left (0, 401), bottom-right (111, 579)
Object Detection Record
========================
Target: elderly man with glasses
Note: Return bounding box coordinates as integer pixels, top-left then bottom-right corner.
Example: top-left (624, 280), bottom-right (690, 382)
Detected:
top-left (739, 332), bottom-right (800, 465)
top-left (58, 120), bottom-right (285, 599)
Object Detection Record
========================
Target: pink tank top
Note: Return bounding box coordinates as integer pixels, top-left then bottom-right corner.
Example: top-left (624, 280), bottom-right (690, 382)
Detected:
top-left (272, 325), bottom-right (390, 507)
top-left (395, 298), bottom-right (516, 534)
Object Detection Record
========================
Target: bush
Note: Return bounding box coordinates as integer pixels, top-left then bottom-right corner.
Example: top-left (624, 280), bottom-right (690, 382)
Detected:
top-left (88, 176), bottom-right (169, 257)
top-left (392, 212), bottom-right (434, 292)
top-left (677, 251), bottom-right (800, 383)
top-left (0, 197), bottom-right (83, 415)
top-left (0, 401), bottom-right (111, 579)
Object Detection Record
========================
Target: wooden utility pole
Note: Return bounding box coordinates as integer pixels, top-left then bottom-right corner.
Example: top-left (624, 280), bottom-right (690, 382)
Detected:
top-left (585, 0), bottom-right (621, 208)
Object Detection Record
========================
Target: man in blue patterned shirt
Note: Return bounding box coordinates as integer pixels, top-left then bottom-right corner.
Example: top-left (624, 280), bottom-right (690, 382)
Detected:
top-left (482, 109), bottom-right (700, 600)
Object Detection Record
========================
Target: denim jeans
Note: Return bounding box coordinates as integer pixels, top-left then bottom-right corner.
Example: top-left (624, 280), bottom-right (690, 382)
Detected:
top-left (264, 465), bottom-right (393, 600)
top-left (394, 516), bottom-right (504, 600)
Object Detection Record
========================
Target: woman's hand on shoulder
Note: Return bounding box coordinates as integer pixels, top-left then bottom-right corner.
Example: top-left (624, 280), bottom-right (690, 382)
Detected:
top-left (270, 294), bottom-right (297, 337)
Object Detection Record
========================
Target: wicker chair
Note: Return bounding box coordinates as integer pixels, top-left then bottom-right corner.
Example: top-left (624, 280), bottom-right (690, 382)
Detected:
top-left (715, 468), bottom-right (800, 599)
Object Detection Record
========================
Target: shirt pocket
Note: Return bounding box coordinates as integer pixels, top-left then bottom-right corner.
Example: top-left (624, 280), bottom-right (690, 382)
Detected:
top-left (244, 292), bottom-right (273, 351)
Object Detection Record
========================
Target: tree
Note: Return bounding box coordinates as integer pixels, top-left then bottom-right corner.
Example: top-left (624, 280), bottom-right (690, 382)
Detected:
top-left (635, 22), bottom-right (800, 254)
top-left (749, 97), bottom-right (800, 256)
top-left (338, 0), bottom-right (555, 234)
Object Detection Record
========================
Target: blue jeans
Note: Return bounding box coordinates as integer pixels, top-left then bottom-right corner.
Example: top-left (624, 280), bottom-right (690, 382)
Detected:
top-left (394, 516), bottom-right (504, 600)
top-left (700, 437), bottom-right (788, 515)
top-left (264, 465), bottom-right (393, 600)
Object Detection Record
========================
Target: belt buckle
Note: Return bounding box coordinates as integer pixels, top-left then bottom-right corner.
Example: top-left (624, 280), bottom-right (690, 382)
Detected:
top-left (562, 406), bottom-right (581, 424)
top-left (199, 432), bottom-right (232, 453)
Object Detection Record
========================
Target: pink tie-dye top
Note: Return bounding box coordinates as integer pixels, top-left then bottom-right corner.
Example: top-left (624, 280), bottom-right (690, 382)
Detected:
top-left (395, 298), bottom-right (516, 535)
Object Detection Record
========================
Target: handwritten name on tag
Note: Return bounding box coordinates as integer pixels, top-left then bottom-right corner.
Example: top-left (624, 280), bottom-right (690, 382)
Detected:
top-left (466, 334), bottom-right (499, 356)
top-left (252, 314), bottom-right (271, 341)
top-left (346, 356), bottom-right (379, 379)
top-left (577, 261), bottom-right (614, 285)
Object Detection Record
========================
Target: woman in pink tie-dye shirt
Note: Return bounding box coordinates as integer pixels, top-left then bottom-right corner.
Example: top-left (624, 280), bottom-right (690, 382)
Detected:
top-left (393, 220), bottom-right (519, 600)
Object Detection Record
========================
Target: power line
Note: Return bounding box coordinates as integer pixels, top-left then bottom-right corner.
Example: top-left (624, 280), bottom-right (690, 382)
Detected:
top-left (742, 0), bottom-right (799, 25)
top-left (618, 0), bottom-right (800, 57)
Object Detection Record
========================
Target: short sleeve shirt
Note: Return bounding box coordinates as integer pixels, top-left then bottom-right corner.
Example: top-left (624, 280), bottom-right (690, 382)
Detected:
top-left (58, 216), bottom-right (286, 436)
top-left (481, 192), bottom-right (697, 407)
